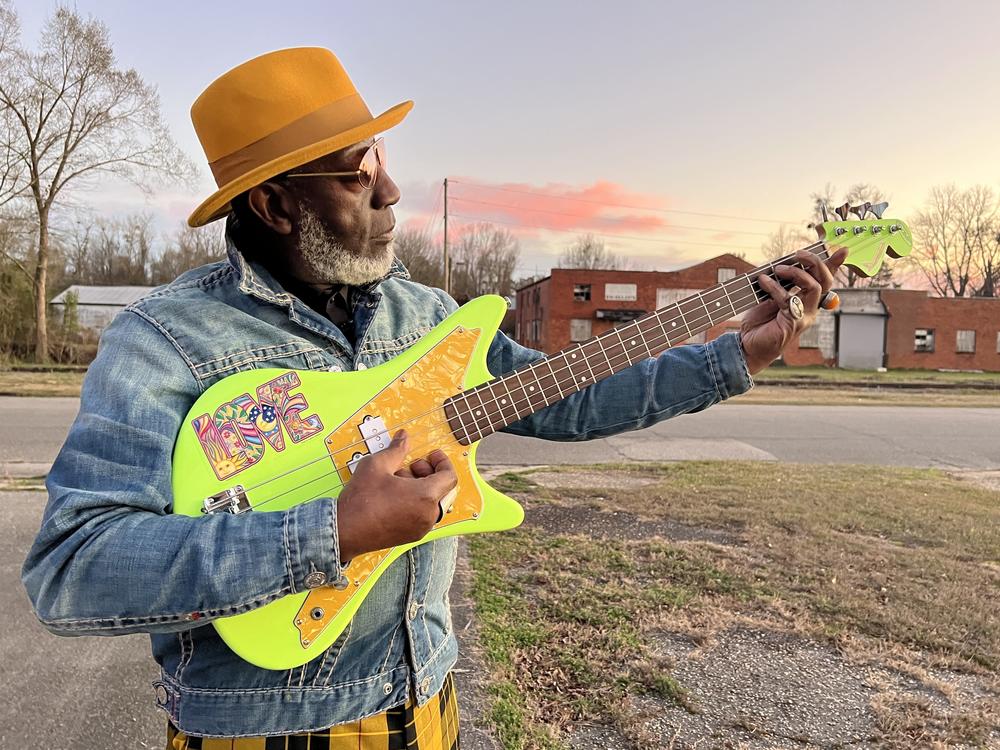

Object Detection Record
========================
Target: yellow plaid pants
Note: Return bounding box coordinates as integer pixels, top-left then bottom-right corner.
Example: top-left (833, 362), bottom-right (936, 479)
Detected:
top-left (166, 673), bottom-right (459, 750)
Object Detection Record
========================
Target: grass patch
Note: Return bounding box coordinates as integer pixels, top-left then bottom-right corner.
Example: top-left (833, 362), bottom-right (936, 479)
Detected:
top-left (755, 365), bottom-right (1000, 386)
top-left (731, 384), bottom-right (1000, 407)
top-left (0, 369), bottom-right (85, 397)
top-left (469, 462), bottom-right (1000, 748)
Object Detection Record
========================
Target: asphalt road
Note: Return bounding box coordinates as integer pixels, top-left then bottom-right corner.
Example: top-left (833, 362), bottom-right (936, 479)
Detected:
top-left (2, 395), bottom-right (997, 748)
top-left (3, 396), bottom-right (998, 473)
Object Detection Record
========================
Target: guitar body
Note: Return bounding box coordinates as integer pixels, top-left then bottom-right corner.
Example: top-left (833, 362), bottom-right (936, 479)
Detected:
top-left (171, 295), bottom-right (523, 670)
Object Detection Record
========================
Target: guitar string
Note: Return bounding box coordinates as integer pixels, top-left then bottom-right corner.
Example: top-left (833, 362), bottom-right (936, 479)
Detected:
top-left (225, 242), bottom-right (832, 506)
top-left (231, 236), bottom-right (884, 512)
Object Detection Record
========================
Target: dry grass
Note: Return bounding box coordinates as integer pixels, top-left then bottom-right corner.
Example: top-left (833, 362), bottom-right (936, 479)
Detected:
top-left (469, 464), bottom-right (1000, 749)
top-left (0, 370), bottom-right (85, 397)
top-left (730, 384), bottom-right (1000, 407)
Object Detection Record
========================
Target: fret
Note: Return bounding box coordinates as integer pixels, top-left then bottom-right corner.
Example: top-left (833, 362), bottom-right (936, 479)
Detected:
top-left (698, 293), bottom-right (714, 330)
top-left (494, 374), bottom-right (522, 424)
top-left (545, 357), bottom-right (566, 399)
top-left (519, 364), bottom-right (544, 411)
top-left (678, 302), bottom-right (694, 340)
top-left (451, 394), bottom-right (474, 444)
top-left (576, 343), bottom-right (598, 386)
top-left (596, 336), bottom-right (615, 379)
top-left (720, 280), bottom-right (738, 318)
top-left (746, 276), bottom-right (763, 304)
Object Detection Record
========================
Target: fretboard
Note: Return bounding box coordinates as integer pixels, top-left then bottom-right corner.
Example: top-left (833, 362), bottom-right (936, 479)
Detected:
top-left (443, 242), bottom-right (829, 444)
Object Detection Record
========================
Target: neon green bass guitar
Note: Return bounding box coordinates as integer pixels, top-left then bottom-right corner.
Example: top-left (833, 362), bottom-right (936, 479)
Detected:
top-left (172, 207), bottom-right (912, 669)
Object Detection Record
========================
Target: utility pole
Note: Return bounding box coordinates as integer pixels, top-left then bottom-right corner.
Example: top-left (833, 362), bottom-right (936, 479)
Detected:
top-left (442, 177), bottom-right (450, 296)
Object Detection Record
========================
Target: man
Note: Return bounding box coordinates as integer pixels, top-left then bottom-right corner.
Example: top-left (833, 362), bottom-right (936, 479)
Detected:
top-left (22, 48), bottom-right (843, 747)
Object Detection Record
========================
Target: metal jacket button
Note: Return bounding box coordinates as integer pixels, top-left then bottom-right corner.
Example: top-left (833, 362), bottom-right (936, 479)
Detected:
top-left (328, 364), bottom-right (342, 372)
top-left (303, 571), bottom-right (327, 589)
top-left (356, 362), bottom-right (367, 370)
top-left (154, 684), bottom-right (169, 706)
top-left (408, 602), bottom-right (420, 620)
top-left (382, 682), bottom-right (393, 695)
top-left (419, 676), bottom-right (432, 695)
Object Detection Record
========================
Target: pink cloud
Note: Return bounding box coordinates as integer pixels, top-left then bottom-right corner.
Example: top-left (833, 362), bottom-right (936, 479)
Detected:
top-left (445, 178), bottom-right (675, 236)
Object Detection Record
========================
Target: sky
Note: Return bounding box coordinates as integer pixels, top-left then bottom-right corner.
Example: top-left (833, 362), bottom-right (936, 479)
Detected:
top-left (9, 0), bottom-right (1000, 278)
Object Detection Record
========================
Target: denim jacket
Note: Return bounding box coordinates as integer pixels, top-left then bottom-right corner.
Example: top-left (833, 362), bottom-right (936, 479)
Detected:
top-left (22, 231), bottom-right (752, 737)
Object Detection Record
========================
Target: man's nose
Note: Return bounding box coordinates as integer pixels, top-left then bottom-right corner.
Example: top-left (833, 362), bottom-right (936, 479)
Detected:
top-left (373, 168), bottom-right (400, 209)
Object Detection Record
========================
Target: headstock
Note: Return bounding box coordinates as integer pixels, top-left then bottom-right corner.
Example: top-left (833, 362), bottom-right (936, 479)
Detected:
top-left (815, 202), bottom-right (911, 278)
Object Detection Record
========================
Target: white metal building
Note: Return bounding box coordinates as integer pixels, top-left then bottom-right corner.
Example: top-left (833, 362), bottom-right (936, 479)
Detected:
top-left (50, 285), bottom-right (154, 332)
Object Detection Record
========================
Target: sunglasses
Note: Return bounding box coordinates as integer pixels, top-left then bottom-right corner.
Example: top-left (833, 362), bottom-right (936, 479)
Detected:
top-left (286, 138), bottom-right (386, 189)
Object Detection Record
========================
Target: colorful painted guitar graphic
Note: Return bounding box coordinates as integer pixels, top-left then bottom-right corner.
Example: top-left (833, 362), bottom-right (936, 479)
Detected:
top-left (172, 210), bottom-right (912, 669)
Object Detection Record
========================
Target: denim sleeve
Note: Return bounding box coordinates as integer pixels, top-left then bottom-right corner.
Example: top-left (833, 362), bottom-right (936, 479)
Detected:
top-left (487, 330), bottom-right (753, 440)
top-left (21, 310), bottom-right (344, 636)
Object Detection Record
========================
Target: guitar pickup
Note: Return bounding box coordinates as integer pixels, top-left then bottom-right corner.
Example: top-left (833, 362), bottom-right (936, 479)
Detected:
top-left (358, 416), bottom-right (390, 455)
top-left (344, 417), bottom-right (390, 475)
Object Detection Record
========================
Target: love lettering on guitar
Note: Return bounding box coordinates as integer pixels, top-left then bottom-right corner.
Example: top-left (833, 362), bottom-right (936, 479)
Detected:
top-left (171, 208), bottom-right (912, 669)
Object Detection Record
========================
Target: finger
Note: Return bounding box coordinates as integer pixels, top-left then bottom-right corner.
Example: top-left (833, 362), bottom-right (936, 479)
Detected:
top-left (425, 449), bottom-right (452, 472)
top-left (368, 429), bottom-right (408, 473)
top-left (408, 457), bottom-right (434, 478)
top-left (757, 273), bottom-right (790, 306)
top-left (774, 264), bottom-right (822, 308)
top-left (826, 246), bottom-right (850, 273)
top-left (420, 453), bottom-right (458, 499)
top-left (794, 251), bottom-right (835, 293)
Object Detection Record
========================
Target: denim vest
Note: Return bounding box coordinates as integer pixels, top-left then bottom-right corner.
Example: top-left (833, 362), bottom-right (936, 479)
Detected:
top-left (22, 231), bottom-right (752, 737)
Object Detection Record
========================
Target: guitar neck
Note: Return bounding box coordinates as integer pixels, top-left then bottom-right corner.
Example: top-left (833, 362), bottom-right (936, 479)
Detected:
top-left (444, 242), bottom-right (829, 444)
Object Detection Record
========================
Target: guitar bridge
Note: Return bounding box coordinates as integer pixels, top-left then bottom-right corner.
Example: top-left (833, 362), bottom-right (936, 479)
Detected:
top-left (201, 485), bottom-right (251, 514)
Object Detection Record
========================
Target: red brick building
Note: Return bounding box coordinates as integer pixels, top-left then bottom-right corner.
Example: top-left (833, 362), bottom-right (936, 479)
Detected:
top-left (517, 257), bottom-right (1000, 372)
top-left (515, 254), bottom-right (755, 353)
top-left (783, 289), bottom-right (1000, 371)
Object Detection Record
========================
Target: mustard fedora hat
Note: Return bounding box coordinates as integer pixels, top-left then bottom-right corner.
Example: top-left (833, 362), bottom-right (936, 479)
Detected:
top-left (188, 47), bottom-right (412, 227)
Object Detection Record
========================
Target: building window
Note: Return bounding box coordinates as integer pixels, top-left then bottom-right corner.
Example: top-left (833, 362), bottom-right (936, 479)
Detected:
top-left (798, 325), bottom-right (820, 348)
top-left (569, 318), bottom-right (592, 342)
top-left (604, 283), bottom-right (637, 301)
top-left (717, 267), bottom-right (737, 283)
top-left (573, 284), bottom-right (591, 302)
top-left (996, 331), bottom-right (1000, 354)
top-left (956, 330), bottom-right (976, 353)
top-left (914, 329), bottom-right (934, 352)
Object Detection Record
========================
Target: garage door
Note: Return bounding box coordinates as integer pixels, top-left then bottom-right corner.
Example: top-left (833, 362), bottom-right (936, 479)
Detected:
top-left (838, 313), bottom-right (885, 369)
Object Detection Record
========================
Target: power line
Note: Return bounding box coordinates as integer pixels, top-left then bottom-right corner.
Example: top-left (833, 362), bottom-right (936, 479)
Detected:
top-left (449, 195), bottom-right (773, 237)
top-left (448, 179), bottom-right (798, 225)
top-left (448, 213), bottom-right (756, 251)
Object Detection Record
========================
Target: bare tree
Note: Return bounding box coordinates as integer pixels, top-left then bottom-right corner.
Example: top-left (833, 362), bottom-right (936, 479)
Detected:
top-left (392, 227), bottom-right (442, 288)
top-left (558, 234), bottom-right (629, 270)
top-left (451, 222), bottom-right (519, 302)
top-left (65, 214), bottom-right (155, 285)
top-left (150, 223), bottom-right (226, 285)
top-left (760, 224), bottom-right (812, 262)
top-left (913, 184), bottom-right (998, 298)
top-left (0, 3), bottom-right (192, 360)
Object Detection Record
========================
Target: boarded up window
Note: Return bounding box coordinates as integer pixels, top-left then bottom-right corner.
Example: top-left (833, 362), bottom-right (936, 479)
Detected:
top-left (956, 330), bottom-right (976, 353)
top-left (604, 283), bottom-right (637, 301)
top-left (914, 329), bottom-right (934, 352)
top-left (798, 325), bottom-right (820, 348)
top-left (570, 318), bottom-right (592, 342)
top-left (717, 267), bottom-right (737, 283)
top-left (573, 284), bottom-right (591, 301)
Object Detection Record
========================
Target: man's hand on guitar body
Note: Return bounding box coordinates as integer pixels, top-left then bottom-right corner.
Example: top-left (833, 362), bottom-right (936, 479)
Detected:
top-left (739, 247), bottom-right (849, 375)
top-left (335, 430), bottom-right (458, 563)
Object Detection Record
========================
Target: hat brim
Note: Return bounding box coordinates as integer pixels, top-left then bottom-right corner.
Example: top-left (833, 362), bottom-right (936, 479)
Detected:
top-left (187, 100), bottom-right (413, 228)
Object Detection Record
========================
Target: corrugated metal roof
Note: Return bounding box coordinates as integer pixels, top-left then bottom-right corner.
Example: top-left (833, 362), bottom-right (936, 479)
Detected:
top-left (50, 285), bottom-right (154, 306)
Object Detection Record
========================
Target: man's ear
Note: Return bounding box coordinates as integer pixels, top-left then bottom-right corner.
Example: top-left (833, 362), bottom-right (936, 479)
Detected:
top-left (246, 182), bottom-right (298, 236)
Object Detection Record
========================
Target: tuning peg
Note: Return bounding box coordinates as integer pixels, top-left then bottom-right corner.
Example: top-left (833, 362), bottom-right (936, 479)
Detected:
top-left (850, 202), bottom-right (872, 220)
top-left (870, 201), bottom-right (889, 219)
top-left (834, 202), bottom-right (851, 221)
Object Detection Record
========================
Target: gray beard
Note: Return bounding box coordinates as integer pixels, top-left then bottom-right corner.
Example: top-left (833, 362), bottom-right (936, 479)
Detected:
top-left (297, 206), bottom-right (394, 286)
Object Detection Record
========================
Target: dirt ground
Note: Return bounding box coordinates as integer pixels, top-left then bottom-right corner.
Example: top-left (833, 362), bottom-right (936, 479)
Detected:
top-left (461, 465), bottom-right (1000, 750)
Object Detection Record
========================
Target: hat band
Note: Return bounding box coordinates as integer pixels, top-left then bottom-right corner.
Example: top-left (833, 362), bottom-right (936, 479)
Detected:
top-left (208, 94), bottom-right (373, 186)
